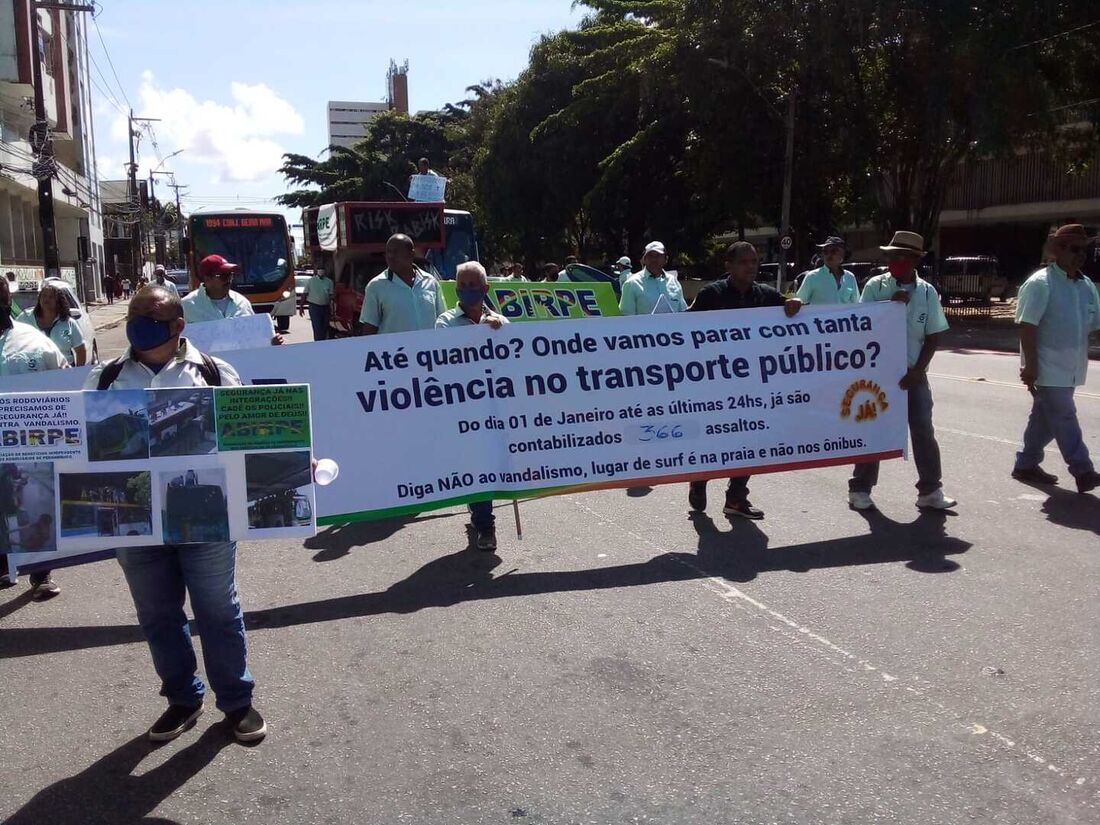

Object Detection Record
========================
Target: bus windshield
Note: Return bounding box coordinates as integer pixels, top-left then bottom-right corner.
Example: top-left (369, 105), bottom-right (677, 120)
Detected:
top-left (426, 212), bottom-right (478, 280)
top-left (190, 215), bottom-right (292, 292)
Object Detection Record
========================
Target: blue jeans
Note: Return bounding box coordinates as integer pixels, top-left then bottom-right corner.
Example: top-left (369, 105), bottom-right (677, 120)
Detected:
top-left (308, 303), bottom-right (330, 341)
top-left (469, 501), bottom-right (495, 531)
top-left (116, 542), bottom-right (253, 712)
top-left (1015, 386), bottom-right (1094, 478)
top-left (850, 375), bottom-right (942, 495)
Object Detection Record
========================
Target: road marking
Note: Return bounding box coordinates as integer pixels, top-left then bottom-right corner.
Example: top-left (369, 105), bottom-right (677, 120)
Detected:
top-left (937, 427), bottom-right (1022, 447)
top-left (572, 500), bottom-right (1088, 789)
top-left (930, 372), bottom-right (1100, 400)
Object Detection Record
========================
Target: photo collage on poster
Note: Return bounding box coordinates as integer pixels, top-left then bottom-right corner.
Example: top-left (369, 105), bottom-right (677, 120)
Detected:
top-left (0, 385), bottom-right (315, 570)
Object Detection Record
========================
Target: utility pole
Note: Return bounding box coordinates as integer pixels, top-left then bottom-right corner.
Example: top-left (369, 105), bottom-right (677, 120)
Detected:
top-left (777, 93), bottom-right (796, 293)
top-left (127, 113), bottom-right (160, 279)
top-left (28, 1), bottom-right (94, 278)
top-left (167, 182), bottom-right (188, 267)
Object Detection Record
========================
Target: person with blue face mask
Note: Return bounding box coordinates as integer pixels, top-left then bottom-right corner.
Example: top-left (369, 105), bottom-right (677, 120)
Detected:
top-left (84, 285), bottom-right (267, 746)
top-left (435, 262), bottom-right (507, 551)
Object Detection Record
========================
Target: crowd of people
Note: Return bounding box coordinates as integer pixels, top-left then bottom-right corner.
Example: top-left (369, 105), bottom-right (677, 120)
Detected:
top-left (0, 222), bottom-right (1096, 747)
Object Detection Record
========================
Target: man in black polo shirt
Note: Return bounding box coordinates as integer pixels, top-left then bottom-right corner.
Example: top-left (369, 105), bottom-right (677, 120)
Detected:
top-left (687, 241), bottom-right (803, 519)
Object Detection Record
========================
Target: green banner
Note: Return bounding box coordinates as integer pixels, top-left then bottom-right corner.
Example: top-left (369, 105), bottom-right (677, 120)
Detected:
top-left (440, 281), bottom-right (621, 321)
top-left (214, 385), bottom-right (311, 451)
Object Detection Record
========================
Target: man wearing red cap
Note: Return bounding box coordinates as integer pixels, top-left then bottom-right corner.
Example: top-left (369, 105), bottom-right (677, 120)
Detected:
top-left (182, 255), bottom-right (255, 323)
top-left (1013, 224), bottom-right (1100, 494)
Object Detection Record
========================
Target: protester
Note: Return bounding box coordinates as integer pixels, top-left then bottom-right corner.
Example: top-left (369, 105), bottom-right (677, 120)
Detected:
top-left (16, 282), bottom-right (87, 366)
top-left (417, 157), bottom-right (440, 177)
top-left (436, 262), bottom-right (509, 552)
top-left (543, 263), bottom-right (560, 282)
top-left (686, 242), bottom-right (803, 518)
top-left (182, 255), bottom-right (255, 321)
top-left (154, 264), bottom-right (179, 298)
top-left (0, 277), bottom-right (67, 599)
top-left (848, 231), bottom-right (957, 511)
top-left (84, 285), bottom-right (265, 744)
top-left (796, 236), bottom-right (859, 305)
top-left (300, 266), bottom-right (334, 341)
top-left (103, 273), bottom-right (114, 304)
top-left (613, 256), bottom-right (633, 286)
top-left (1012, 223), bottom-right (1100, 493)
top-left (619, 241), bottom-right (687, 315)
top-left (359, 233), bottom-right (445, 335)
top-left (122, 278), bottom-right (132, 298)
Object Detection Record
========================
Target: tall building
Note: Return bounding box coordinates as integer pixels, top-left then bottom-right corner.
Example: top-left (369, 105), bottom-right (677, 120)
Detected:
top-left (326, 59), bottom-right (410, 150)
top-left (0, 0), bottom-right (104, 299)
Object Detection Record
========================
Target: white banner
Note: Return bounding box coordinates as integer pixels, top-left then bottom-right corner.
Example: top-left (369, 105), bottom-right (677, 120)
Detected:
top-left (317, 203), bottom-right (339, 251)
top-left (1, 304), bottom-right (908, 526)
top-left (408, 174), bottom-right (447, 202)
top-left (183, 313), bottom-right (275, 354)
top-left (2, 386), bottom-right (316, 575)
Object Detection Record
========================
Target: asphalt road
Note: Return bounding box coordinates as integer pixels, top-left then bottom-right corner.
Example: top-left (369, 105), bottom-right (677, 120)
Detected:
top-left (2, 312), bottom-right (1098, 825)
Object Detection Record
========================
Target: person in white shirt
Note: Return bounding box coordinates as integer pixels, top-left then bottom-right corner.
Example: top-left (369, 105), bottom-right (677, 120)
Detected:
top-left (557, 256), bottom-right (578, 283)
top-left (0, 277), bottom-right (67, 599)
top-left (153, 265), bottom-right (179, 298)
top-left (181, 255), bottom-right (254, 322)
top-left (299, 268), bottom-right (335, 341)
top-left (613, 256), bottom-right (633, 287)
top-left (15, 282), bottom-right (87, 365)
top-left (84, 284), bottom-right (266, 745)
top-left (796, 236), bottom-right (859, 306)
top-left (619, 241), bottom-right (687, 314)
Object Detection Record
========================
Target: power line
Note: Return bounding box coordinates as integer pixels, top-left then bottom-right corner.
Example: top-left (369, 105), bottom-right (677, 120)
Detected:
top-left (88, 54), bottom-right (127, 116)
top-left (90, 8), bottom-right (132, 109)
top-left (1007, 19), bottom-right (1100, 52)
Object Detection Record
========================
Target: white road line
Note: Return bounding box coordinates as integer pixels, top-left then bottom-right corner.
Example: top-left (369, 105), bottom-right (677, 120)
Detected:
top-left (937, 427), bottom-right (1022, 447)
top-left (571, 500), bottom-right (1089, 789)
top-left (930, 372), bottom-right (1100, 400)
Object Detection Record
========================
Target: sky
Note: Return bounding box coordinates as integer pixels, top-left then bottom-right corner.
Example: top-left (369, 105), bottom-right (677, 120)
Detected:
top-left (87, 1), bottom-right (588, 236)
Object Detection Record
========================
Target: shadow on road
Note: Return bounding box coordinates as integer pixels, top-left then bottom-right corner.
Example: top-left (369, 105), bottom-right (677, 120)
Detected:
top-left (1039, 488), bottom-right (1099, 535)
top-left (305, 512), bottom-right (457, 562)
top-left (0, 512), bottom-right (971, 659)
top-left (4, 726), bottom-right (231, 825)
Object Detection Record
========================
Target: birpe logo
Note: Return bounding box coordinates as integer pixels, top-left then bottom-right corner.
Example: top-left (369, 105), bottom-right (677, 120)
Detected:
top-left (841, 379), bottom-right (889, 422)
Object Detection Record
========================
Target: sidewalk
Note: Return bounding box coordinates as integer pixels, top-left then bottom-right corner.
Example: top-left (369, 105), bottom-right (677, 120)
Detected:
top-left (85, 297), bottom-right (130, 334)
top-left (941, 303), bottom-right (1100, 359)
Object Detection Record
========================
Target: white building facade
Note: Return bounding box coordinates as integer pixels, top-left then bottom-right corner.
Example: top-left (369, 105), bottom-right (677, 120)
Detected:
top-left (326, 100), bottom-right (388, 150)
top-left (0, 0), bottom-right (103, 299)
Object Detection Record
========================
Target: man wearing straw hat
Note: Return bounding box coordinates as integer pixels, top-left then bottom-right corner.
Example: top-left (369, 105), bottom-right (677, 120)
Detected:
top-left (1012, 223), bottom-right (1100, 494)
top-left (848, 230), bottom-right (957, 511)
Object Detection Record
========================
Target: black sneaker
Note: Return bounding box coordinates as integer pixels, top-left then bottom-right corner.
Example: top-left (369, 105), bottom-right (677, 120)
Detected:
top-left (148, 703), bottom-right (204, 742)
top-left (475, 527), bottom-right (498, 552)
top-left (1012, 466), bottom-right (1058, 485)
top-left (29, 577), bottom-right (60, 601)
top-left (226, 706), bottom-right (266, 743)
top-left (1076, 470), bottom-right (1100, 494)
top-left (688, 482), bottom-right (707, 512)
top-left (723, 499), bottom-right (764, 520)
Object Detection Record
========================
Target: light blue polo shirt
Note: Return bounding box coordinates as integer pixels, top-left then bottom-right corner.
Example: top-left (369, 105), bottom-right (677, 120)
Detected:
top-left (16, 309), bottom-right (85, 362)
top-left (796, 266), bottom-right (859, 305)
top-left (861, 274), bottom-right (949, 367)
top-left (619, 270), bottom-right (687, 315)
top-left (305, 275), bottom-right (334, 306)
top-left (1015, 264), bottom-right (1100, 387)
top-left (359, 268), bottom-right (445, 334)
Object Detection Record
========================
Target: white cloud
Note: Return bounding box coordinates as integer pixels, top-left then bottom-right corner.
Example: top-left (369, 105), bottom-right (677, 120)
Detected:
top-left (113, 72), bottom-right (304, 183)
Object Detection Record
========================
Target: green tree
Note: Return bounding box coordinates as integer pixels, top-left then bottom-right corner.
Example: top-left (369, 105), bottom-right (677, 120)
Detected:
top-left (127, 473), bottom-right (151, 508)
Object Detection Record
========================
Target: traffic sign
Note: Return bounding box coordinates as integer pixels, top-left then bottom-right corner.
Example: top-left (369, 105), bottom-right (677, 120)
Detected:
top-left (779, 235), bottom-right (793, 251)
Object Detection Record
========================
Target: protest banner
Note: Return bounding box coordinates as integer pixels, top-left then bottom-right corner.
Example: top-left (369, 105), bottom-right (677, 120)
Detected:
top-left (183, 313), bottom-right (275, 353)
top-left (2, 385), bottom-right (316, 576)
top-left (439, 281), bottom-right (622, 321)
top-left (1, 304), bottom-right (908, 531)
top-left (408, 174), bottom-right (447, 202)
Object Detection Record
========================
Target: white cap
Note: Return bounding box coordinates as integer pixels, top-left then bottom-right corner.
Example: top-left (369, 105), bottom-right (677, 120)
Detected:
top-left (154, 264), bottom-right (166, 273)
top-left (644, 241), bottom-right (666, 256)
top-left (616, 256), bottom-right (631, 268)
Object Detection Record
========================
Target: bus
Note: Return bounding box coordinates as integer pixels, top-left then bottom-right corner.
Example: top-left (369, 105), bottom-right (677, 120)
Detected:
top-left (183, 210), bottom-right (296, 314)
top-left (302, 202), bottom-right (479, 335)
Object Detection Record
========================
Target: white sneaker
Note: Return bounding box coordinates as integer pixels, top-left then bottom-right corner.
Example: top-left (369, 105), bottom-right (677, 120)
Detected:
top-left (916, 489), bottom-right (957, 509)
top-left (848, 491), bottom-right (875, 510)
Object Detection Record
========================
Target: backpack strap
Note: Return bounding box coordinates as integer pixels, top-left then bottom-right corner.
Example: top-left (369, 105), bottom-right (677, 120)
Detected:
top-left (95, 357), bottom-right (127, 390)
top-left (195, 351), bottom-right (222, 387)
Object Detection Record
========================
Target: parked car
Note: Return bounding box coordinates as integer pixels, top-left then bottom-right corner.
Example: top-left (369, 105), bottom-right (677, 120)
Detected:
top-left (936, 256), bottom-right (1008, 304)
top-left (164, 268), bottom-right (191, 299)
top-left (294, 271), bottom-right (312, 302)
top-left (11, 277), bottom-right (99, 363)
top-left (757, 262), bottom-right (798, 292)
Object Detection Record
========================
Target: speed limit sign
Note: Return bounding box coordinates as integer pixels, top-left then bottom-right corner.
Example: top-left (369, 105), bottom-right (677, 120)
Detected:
top-left (779, 235), bottom-right (793, 251)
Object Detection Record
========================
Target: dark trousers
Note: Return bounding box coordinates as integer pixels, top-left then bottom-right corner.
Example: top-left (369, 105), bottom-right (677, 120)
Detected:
top-left (690, 476), bottom-right (750, 503)
top-left (850, 375), bottom-right (942, 495)
top-left (308, 303), bottom-right (330, 341)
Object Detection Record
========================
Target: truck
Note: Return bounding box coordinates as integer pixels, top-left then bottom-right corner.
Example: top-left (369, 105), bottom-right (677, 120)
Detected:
top-left (302, 201), bottom-right (479, 336)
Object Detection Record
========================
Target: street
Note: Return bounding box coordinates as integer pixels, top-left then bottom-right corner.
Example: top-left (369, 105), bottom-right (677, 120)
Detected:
top-left (1, 310), bottom-right (1097, 825)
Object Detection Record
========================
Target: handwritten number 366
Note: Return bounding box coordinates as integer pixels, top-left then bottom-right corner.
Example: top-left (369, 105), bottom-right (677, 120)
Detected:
top-left (639, 424), bottom-right (684, 442)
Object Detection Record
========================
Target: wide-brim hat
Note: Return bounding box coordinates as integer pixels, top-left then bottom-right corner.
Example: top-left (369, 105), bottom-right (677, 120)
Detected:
top-left (880, 231), bottom-right (925, 255)
top-left (1050, 223), bottom-right (1090, 242)
top-left (815, 236), bottom-right (846, 250)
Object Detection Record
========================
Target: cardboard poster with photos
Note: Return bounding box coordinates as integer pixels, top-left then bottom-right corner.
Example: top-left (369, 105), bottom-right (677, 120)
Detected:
top-left (1, 385), bottom-right (315, 576)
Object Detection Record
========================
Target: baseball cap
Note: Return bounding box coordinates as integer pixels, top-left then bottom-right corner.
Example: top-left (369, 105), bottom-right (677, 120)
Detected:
top-left (615, 256), bottom-right (631, 268)
top-left (644, 241), bottom-right (666, 256)
top-left (154, 264), bottom-right (166, 274)
top-left (199, 254), bottom-right (240, 278)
